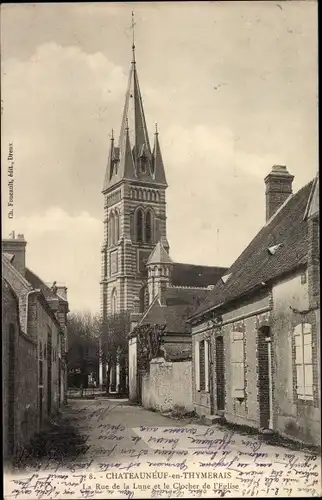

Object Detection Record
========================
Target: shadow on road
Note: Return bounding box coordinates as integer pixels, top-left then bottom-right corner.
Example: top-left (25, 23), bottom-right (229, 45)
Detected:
top-left (9, 413), bottom-right (89, 471)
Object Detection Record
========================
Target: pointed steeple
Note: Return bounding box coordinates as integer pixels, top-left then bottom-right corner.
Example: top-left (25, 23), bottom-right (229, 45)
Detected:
top-left (153, 124), bottom-right (167, 186)
top-left (146, 241), bottom-right (173, 266)
top-left (102, 15), bottom-right (167, 193)
top-left (119, 118), bottom-right (136, 180)
top-left (103, 130), bottom-right (120, 192)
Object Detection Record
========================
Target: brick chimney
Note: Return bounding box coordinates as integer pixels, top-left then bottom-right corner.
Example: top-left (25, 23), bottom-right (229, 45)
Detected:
top-left (2, 232), bottom-right (27, 276)
top-left (264, 165), bottom-right (294, 221)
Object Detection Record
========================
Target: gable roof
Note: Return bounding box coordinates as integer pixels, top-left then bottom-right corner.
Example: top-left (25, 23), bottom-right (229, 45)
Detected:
top-left (190, 180), bottom-right (314, 319)
top-left (171, 263), bottom-right (228, 288)
top-left (140, 287), bottom-right (211, 333)
top-left (2, 256), bottom-right (63, 333)
top-left (3, 252), bottom-right (15, 263)
top-left (304, 173), bottom-right (319, 219)
top-left (25, 268), bottom-right (67, 303)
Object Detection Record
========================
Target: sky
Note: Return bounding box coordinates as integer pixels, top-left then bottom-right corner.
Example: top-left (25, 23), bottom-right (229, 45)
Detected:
top-left (1, 1), bottom-right (318, 313)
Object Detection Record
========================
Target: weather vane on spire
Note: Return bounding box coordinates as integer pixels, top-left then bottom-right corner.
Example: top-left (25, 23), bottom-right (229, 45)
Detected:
top-left (131, 10), bottom-right (136, 63)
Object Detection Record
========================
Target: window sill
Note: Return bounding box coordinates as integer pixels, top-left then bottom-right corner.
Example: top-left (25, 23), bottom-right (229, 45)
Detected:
top-left (297, 396), bottom-right (314, 403)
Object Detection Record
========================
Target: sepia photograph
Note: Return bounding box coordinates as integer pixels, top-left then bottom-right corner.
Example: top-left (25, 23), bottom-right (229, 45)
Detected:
top-left (1, 1), bottom-right (320, 498)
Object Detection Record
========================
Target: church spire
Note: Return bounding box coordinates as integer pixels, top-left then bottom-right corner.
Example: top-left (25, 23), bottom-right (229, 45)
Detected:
top-left (131, 10), bottom-right (136, 64)
top-left (153, 124), bottom-right (167, 186)
top-left (102, 14), bottom-right (167, 193)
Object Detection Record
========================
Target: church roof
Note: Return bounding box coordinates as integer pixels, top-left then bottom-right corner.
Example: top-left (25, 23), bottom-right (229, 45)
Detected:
top-left (140, 287), bottom-right (212, 334)
top-left (102, 52), bottom-right (167, 193)
top-left (147, 241), bottom-right (173, 266)
top-left (189, 180), bottom-right (314, 320)
top-left (171, 263), bottom-right (228, 288)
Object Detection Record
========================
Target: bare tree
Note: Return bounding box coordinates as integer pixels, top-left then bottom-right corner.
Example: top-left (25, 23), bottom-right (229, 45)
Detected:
top-left (67, 311), bottom-right (100, 396)
top-left (100, 311), bottom-right (131, 394)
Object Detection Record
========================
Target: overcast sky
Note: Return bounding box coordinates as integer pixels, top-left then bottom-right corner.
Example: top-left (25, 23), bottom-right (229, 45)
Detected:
top-left (1, 1), bottom-right (318, 313)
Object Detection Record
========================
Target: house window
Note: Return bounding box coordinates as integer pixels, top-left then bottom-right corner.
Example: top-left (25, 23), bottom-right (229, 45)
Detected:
top-left (231, 330), bottom-right (245, 399)
top-left (294, 323), bottom-right (313, 400)
top-left (195, 339), bottom-right (209, 392)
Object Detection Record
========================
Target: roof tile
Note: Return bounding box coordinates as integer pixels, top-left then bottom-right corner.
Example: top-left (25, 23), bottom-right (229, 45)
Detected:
top-left (191, 180), bottom-right (314, 318)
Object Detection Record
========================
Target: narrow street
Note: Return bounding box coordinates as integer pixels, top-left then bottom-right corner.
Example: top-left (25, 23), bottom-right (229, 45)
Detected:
top-left (5, 398), bottom-right (321, 499)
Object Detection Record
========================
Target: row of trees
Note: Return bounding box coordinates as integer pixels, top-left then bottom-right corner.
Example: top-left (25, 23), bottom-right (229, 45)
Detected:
top-left (67, 310), bottom-right (131, 394)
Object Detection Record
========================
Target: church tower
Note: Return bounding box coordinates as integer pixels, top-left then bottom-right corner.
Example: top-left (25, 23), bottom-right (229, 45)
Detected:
top-left (101, 29), bottom-right (168, 318)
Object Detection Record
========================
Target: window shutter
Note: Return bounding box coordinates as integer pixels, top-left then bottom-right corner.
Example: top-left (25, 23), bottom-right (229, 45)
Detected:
top-left (231, 331), bottom-right (245, 398)
top-left (295, 334), bottom-right (303, 364)
top-left (294, 323), bottom-right (313, 399)
top-left (304, 365), bottom-right (313, 396)
top-left (204, 340), bottom-right (209, 392)
top-left (195, 340), bottom-right (200, 391)
top-left (199, 341), bottom-right (206, 391)
top-left (296, 365), bottom-right (305, 397)
top-left (303, 325), bottom-right (313, 397)
top-left (303, 336), bottom-right (312, 364)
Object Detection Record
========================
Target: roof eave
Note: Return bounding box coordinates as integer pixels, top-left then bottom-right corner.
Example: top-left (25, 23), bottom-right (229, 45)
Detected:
top-left (187, 261), bottom-right (308, 325)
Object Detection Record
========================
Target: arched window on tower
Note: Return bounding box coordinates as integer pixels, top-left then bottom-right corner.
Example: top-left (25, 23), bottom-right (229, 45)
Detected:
top-left (114, 210), bottom-right (120, 243)
top-left (136, 208), bottom-right (144, 243)
top-left (107, 218), bottom-right (110, 247)
top-left (146, 210), bottom-right (153, 244)
top-left (111, 288), bottom-right (117, 315)
top-left (110, 212), bottom-right (115, 246)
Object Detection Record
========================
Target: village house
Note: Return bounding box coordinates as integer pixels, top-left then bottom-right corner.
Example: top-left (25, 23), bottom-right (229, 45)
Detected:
top-left (188, 167), bottom-right (320, 447)
top-left (2, 233), bottom-right (69, 459)
top-left (128, 241), bottom-right (227, 412)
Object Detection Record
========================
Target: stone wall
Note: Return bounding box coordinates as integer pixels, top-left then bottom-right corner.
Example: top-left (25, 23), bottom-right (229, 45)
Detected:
top-left (141, 358), bottom-right (193, 413)
top-left (128, 336), bottom-right (138, 402)
top-left (2, 279), bottom-right (38, 459)
top-left (191, 291), bottom-right (270, 420)
top-left (15, 331), bottom-right (38, 453)
top-left (272, 269), bottom-right (320, 446)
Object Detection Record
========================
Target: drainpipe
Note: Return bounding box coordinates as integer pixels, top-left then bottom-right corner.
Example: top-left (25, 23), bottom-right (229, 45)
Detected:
top-left (25, 289), bottom-right (41, 335)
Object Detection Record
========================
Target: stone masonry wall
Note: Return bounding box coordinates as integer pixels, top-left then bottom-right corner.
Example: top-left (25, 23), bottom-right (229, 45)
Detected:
top-left (2, 279), bottom-right (38, 459)
top-left (141, 358), bottom-right (193, 413)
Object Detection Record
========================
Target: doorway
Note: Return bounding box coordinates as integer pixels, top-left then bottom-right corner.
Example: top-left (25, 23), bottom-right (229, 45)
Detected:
top-left (258, 326), bottom-right (273, 429)
top-left (215, 336), bottom-right (225, 412)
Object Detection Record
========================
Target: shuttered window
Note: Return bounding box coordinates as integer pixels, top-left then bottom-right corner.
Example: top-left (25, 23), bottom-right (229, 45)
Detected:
top-left (204, 340), bottom-right (209, 392)
top-left (195, 340), bottom-right (200, 391)
top-left (199, 341), bottom-right (206, 390)
top-left (294, 323), bottom-right (313, 400)
top-left (195, 339), bottom-right (210, 392)
top-left (231, 330), bottom-right (245, 399)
